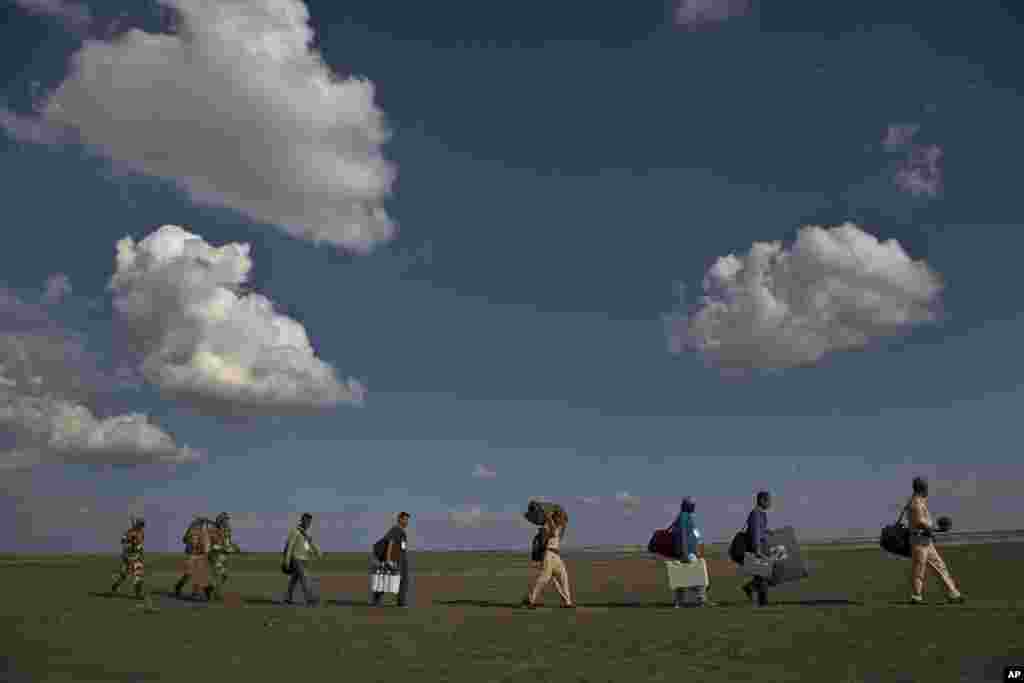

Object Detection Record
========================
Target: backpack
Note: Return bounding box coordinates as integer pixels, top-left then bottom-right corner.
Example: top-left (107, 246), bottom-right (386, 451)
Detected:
top-left (184, 517), bottom-right (215, 553)
top-left (281, 531), bottom-right (299, 575)
top-left (728, 525), bottom-right (748, 565)
top-left (648, 528), bottom-right (676, 558)
top-left (530, 528), bottom-right (547, 562)
top-left (373, 536), bottom-right (389, 563)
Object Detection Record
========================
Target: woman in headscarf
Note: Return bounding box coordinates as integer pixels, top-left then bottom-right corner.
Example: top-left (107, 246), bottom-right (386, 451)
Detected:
top-left (670, 497), bottom-right (715, 607)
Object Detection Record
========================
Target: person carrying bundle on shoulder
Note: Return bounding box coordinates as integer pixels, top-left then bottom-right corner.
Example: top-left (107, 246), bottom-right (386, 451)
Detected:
top-left (523, 507), bottom-right (574, 609)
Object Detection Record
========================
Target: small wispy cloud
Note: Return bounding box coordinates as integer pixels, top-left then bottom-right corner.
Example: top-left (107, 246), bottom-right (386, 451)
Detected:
top-left (675, 0), bottom-right (751, 29)
top-left (42, 274), bottom-right (72, 305)
top-left (616, 491), bottom-right (641, 517)
top-left (472, 463), bottom-right (497, 479)
top-left (448, 506), bottom-right (486, 528)
top-left (0, 108), bottom-right (74, 146)
top-left (12, 0), bottom-right (91, 32)
top-left (881, 124), bottom-right (943, 197)
top-left (895, 145), bottom-right (943, 197)
top-left (882, 124), bottom-right (920, 150)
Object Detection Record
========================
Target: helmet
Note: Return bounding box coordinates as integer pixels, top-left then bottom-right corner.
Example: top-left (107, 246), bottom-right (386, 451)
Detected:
top-left (216, 512), bottom-right (231, 527)
top-left (132, 516), bottom-right (145, 529)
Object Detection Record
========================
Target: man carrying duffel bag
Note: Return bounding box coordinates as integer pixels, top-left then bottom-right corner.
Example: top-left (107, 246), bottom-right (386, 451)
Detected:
top-left (906, 477), bottom-right (964, 605)
top-left (740, 491), bottom-right (772, 607)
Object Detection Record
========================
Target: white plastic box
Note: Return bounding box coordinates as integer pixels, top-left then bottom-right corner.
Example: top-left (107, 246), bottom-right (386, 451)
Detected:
top-left (370, 568), bottom-right (401, 594)
top-left (665, 558), bottom-right (709, 589)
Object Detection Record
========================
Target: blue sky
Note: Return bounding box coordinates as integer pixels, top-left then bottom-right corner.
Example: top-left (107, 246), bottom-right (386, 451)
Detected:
top-left (1, 0), bottom-right (1022, 552)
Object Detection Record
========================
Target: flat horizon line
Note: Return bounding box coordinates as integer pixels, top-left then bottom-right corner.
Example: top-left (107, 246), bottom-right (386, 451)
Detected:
top-left (3, 528), bottom-right (1023, 556)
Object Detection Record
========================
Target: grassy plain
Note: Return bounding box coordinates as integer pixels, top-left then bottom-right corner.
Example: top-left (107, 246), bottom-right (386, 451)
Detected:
top-left (1, 542), bottom-right (1022, 682)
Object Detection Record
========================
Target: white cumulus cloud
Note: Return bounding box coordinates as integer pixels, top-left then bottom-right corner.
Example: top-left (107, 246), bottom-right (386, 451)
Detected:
top-left (667, 223), bottom-right (943, 371)
top-left (0, 394), bottom-right (198, 466)
top-left (37, 0), bottom-right (397, 252)
top-left (109, 224), bottom-right (365, 415)
top-left (0, 301), bottom-right (196, 469)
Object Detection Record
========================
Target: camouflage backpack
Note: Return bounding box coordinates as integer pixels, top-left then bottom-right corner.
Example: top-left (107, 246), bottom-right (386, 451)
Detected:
top-left (183, 517), bottom-right (215, 554)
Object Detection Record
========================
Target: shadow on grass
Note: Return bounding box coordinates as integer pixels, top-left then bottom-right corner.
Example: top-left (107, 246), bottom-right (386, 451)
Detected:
top-left (436, 598), bottom-right (864, 609)
top-left (241, 597), bottom-right (369, 607)
top-left (86, 591), bottom-right (145, 601)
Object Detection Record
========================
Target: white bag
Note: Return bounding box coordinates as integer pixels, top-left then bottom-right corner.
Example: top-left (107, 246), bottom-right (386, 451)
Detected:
top-left (370, 568), bottom-right (401, 594)
top-left (665, 558), bottom-right (709, 589)
top-left (740, 552), bottom-right (773, 578)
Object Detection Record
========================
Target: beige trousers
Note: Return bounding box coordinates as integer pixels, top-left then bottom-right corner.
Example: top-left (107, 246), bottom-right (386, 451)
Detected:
top-left (528, 550), bottom-right (572, 605)
top-left (910, 541), bottom-right (959, 599)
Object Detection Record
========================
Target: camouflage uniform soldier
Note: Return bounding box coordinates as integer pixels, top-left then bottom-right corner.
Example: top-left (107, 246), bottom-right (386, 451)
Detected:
top-left (205, 512), bottom-right (241, 601)
top-left (174, 517), bottom-right (212, 599)
top-left (110, 516), bottom-right (146, 599)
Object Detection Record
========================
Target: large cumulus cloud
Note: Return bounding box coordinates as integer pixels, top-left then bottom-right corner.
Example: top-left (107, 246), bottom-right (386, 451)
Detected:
top-left (0, 291), bottom-right (195, 470)
top-left (668, 223), bottom-right (944, 370)
top-left (109, 224), bottom-right (365, 415)
top-left (35, 0), bottom-right (396, 252)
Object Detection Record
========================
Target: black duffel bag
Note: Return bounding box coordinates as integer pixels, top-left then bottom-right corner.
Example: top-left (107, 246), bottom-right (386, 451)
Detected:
top-left (728, 528), bottom-right (748, 565)
top-left (530, 528), bottom-right (547, 562)
top-left (880, 506), bottom-right (911, 558)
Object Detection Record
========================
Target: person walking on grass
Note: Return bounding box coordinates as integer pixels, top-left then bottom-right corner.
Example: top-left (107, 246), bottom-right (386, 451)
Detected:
top-left (907, 477), bottom-right (965, 605)
top-left (671, 497), bottom-right (716, 608)
top-left (110, 516), bottom-right (147, 600)
top-left (371, 512), bottom-right (413, 608)
top-left (174, 516), bottom-right (212, 600)
top-left (741, 491), bottom-right (772, 607)
top-left (523, 507), bottom-right (575, 609)
top-left (282, 513), bottom-right (323, 606)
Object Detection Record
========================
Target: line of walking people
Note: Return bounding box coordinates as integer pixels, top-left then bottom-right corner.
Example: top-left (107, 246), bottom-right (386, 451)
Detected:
top-left (108, 477), bottom-right (965, 609)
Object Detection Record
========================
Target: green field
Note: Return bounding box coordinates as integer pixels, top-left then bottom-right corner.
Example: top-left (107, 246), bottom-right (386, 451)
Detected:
top-left (2, 542), bottom-right (1022, 682)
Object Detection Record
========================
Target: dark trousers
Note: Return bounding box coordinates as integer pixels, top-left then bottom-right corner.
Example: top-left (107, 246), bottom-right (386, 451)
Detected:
top-left (746, 575), bottom-right (769, 605)
top-left (371, 558), bottom-right (410, 606)
top-left (286, 559), bottom-right (316, 604)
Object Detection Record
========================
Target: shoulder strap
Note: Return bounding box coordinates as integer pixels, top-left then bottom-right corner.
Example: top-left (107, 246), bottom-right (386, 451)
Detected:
top-left (895, 497), bottom-right (911, 524)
